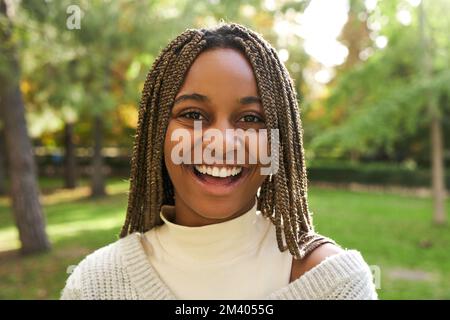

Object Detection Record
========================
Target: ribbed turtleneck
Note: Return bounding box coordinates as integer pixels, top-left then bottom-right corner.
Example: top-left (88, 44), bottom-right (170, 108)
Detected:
top-left (156, 200), bottom-right (265, 264)
top-left (142, 200), bottom-right (293, 299)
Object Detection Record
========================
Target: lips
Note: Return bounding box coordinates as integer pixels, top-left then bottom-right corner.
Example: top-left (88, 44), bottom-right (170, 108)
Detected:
top-left (185, 164), bottom-right (249, 196)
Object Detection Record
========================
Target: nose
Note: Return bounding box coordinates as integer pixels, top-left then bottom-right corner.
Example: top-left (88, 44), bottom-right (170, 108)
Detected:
top-left (201, 119), bottom-right (244, 164)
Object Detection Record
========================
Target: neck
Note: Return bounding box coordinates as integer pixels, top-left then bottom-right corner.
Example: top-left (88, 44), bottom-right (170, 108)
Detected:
top-left (157, 199), bottom-right (264, 263)
top-left (173, 193), bottom-right (257, 227)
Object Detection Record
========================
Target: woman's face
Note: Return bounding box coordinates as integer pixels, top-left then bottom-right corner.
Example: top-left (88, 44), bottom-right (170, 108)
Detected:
top-left (164, 48), bottom-right (269, 226)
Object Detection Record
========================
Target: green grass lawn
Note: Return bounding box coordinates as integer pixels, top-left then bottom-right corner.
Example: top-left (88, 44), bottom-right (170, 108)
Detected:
top-left (0, 178), bottom-right (449, 299)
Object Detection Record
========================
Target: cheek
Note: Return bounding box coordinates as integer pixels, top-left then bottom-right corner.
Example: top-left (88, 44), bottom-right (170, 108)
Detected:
top-left (164, 126), bottom-right (180, 178)
top-left (164, 123), bottom-right (195, 167)
top-left (246, 131), bottom-right (270, 167)
top-left (164, 123), bottom-right (195, 186)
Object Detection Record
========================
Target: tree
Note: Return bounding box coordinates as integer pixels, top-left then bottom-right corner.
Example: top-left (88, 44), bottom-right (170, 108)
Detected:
top-left (63, 121), bottom-right (78, 189)
top-left (0, 125), bottom-right (6, 195)
top-left (419, 1), bottom-right (446, 225)
top-left (49, 0), bottom-right (166, 197)
top-left (309, 0), bottom-right (449, 224)
top-left (0, 0), bottom-right (51, 254)
top-left (12, 0), bottom-right (288, 199)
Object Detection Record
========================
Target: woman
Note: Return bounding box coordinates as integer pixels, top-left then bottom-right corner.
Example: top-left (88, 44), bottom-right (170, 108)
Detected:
top-left (61, 23), bottom-right (378, 300)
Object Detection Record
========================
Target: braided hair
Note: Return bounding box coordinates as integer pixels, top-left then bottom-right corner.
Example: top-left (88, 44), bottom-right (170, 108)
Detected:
top-left (120, 23), bottom-right (334, 260)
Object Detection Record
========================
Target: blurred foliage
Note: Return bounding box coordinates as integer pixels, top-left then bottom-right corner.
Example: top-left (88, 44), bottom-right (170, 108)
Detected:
top-left (1, 0), bottom-right (448, 166)
top-left (3, 0), bottom-right (301, 149)
top-left (308, 0), bottom-right (450, 165)
top-left (308, 159), bottom-right (450, 187)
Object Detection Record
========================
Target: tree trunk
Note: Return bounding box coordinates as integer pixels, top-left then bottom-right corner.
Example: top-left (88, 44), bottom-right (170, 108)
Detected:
top-left (430, 115), bottom-right (446, 225)
top-left (0, 128), bottom-right (7, 195)
top-left (0, 0), bottom-right (51, 254)
top-left (63, 121), bottom-right (78, 189)
top-left (419, 1), bottom-right (447, 225)
top-left (90, 115), bottom-right (106, 197)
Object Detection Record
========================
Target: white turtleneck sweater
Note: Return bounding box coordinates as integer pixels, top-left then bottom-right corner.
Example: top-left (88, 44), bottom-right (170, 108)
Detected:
top-left (140, 200), bottom-right (293, 299)
top-left (60, 203), bottom-right (378, 300)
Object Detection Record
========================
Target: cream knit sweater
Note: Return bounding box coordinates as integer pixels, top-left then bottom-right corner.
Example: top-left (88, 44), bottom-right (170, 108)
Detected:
top-left (141, 202), bottom-right (294, 299)
top-left (60, 231), bottom-right (378, 300)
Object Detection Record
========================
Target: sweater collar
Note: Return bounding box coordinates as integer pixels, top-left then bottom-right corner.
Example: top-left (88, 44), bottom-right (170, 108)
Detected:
top-left (155, 199), bottom-right (263, 263)
top-left (119, 233), bottom-right (356, 300)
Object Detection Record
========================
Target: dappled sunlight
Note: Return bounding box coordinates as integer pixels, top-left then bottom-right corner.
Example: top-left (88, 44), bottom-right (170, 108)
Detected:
top-left (0, 179), bottom-right (129, 252)
top-left (47, 216), bottom-right (123, 244)
top-left (0, 196), bottom-right (9, 207)
top-left (0, 228), bottom-right (19, 252)
top-left (0, 214), bottom-right (124, 252)
top-left (41, 186), bottom-right (92, 206)
top-left (41, 180), bottom-right (129, 206)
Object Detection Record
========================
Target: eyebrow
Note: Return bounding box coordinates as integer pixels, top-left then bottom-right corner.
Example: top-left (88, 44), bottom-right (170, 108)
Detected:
top-left (173, 93), bottom-right (262, 106)
top-left (173, 93), bottom-right (209, 106)
top-left (239, 96), bottom-right (262, 105)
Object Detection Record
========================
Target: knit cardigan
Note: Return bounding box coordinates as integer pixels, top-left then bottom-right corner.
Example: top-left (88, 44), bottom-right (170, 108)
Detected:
top-left (60, 233), bottom-right (378, 300)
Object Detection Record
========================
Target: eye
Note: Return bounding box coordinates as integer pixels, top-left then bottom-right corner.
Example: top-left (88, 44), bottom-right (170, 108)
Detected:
top-left (239, 114), bottom-right (264, 123)
top-left (179, 110), bottom-right (206, 121)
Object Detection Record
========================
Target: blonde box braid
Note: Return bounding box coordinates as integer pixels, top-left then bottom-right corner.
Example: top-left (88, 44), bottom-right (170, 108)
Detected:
top-left (120, 23), bottom-right (336, 260)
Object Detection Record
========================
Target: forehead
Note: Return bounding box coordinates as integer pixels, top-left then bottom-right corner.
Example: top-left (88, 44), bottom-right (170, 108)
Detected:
top-left (177, 48), bottom-right (259, 98)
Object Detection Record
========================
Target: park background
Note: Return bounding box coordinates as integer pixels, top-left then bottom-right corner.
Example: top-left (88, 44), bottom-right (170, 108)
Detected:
top-left (0, 0), bottom-right (449, 299)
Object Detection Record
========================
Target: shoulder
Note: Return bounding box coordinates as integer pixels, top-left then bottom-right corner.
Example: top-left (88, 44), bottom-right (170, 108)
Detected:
top-left (60, 233), bottom-right (140, 299)
top-left (72, 235), bottom-right (128, 273)
top-left (284, 243), bottom-right (378, 300)
top-left (290, 243), bottom-right (344, 282)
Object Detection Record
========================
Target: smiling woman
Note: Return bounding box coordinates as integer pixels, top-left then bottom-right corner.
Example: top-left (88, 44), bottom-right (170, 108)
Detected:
top-left (165, 48), bottom-right (269, 226)
top-left (60, 23), bottom-right (378, 300)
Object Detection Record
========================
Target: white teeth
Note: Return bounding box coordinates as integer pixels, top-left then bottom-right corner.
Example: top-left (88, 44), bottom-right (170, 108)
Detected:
top-left (231, 167), bottom-right (242, 176)
top-left (219, 167), bottom-right (227, 178)
top-left (194, 165), bottom-right (243, 178)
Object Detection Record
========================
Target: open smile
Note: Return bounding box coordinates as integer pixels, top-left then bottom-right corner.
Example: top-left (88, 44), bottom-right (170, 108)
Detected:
top-left (184, 164), bottom-right (250, 196)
